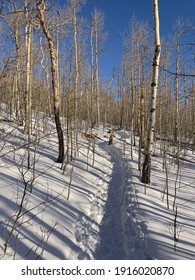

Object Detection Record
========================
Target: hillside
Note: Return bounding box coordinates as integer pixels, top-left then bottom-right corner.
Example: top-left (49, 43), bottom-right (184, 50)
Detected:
top-left (0, 114), bottom-right (195, 260)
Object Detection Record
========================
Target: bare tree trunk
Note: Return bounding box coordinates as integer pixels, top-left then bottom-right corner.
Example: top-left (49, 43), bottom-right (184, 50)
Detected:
top-left (91, 8), bottom-right (105, 127)
top-left (95, 25), bottom-right (100, 126)
top-left (141, 0), bottom-right (161, 184)
top-left (140, 46), bottom-right (146, 149)
top-left (130, 85), bottom-right (135, 159)
top-left (23, 0), bottom-right (33, 170)
top-left (40, 35), bottom-right (51, 117)
top-left (173, 19), bottom-right (184, 143)
top-left (90, 25), bottom-right (94, 126)
top-left (24, 0), bottom-right (32, 136)
top-left (73, 6), bottom-right (79, 114)
top-left (130, 32), bottom-right (135, 159)
top-left (36, 0), bottom-right (64, 163)
top-left (11, 3), bottom-right (23, 125)
top-left (174, 41), bottom-right (180, 143)
top-left (72, 2), bottom-right (79, 152)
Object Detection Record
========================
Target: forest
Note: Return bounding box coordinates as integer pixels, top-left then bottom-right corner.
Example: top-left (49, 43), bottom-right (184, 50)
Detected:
top-left (0, 0), bottom-right (195, 260)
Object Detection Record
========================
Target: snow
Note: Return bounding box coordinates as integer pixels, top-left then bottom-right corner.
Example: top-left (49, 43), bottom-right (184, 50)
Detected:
top-left (0, 113), bottom-right (195, 260)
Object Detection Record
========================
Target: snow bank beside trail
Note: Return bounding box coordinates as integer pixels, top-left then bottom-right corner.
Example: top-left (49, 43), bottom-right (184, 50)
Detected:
top-left (0, 118), bottom-right (113, 260)
top-left (73, 141), bottom-right (113, 259)
top-left (117, 131), bottom-right (195, 260)
top-left (125, 164), bottom-right (153, 260)
top-left (116, 132), bottom-right (152, 260)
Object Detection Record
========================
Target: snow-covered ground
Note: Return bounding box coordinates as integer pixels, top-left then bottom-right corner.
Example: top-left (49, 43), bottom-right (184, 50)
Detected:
top-left (0, 113), bottom-right (195, 260)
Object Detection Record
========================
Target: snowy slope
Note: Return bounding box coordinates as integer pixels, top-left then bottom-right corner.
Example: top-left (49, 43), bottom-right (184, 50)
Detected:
top-left (0, 120), bottom-right (108, 259)
top-left (0, 114), bottom-right (195, 260)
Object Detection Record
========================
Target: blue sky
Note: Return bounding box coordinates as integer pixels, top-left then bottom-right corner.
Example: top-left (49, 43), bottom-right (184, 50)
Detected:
top-left (62, 0), bottom-right (195, 80)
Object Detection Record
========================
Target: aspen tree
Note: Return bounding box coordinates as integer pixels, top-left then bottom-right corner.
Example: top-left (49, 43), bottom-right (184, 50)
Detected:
top-left (117, 75), bottom-right (122, 127)
top-left (140, 45), bottom-right (146, 148)
top-left (173, 19), bottom-right (184, 143)
top-left (72, 0), bottom-right (79, 124)
top-left (138, 44), bottom-right (146, 171)
top-left (24, 0), bottom-right (32, 136)
top-left (191, 83), bottom-right (195, 149)
top-left (10, 2), bottom-right (23, 125)
top-left (141, 0), bottom-right (161, 184)
top-left (36, 0), bottom-right (64, 163)
top-left (90, 21), bottom-right (95, 126)
top-left (183, 62), bottom-right (188, 141)
top-left (90, 8), bottom-right (106, 126)
top-left (103, 77), bottom-right (114, 127)
top-left (68, 0), bottom-right (85, 152)
top-left (129, 21), bottom-right (136, 158)
top-left (120, 55), bottom-right (127, 128)
top-left (23, 0), bottom-right (33, 170)
top-left (67, 0), bottom-right (80, 129)
top-left (39, 35), bottom-right (51, 117)
top-left (95, 15), bottom-right (100, 126)
top-left (139, 23), bottom-right (149, 150)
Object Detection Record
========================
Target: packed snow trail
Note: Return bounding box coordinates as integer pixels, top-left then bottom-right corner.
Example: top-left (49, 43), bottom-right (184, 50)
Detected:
top-left (94, 143), bottom-right (128, 259)
top-left (94, 132), bottom-right (149, 260)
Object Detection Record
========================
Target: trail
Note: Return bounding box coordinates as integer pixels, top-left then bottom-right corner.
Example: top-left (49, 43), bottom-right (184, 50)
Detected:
top-left (94, 142), bottom-right (129, 259)
top-left (91, 132), bottom-right (139, 259)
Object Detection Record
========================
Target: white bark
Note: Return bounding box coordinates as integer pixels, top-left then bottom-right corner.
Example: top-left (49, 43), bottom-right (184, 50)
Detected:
top-left (141, 0), bottom-right (161, 184)
top-left (24, 0), bottom-right (32, 135)
top-left (37, 0), bottom-right (64, 163)
top-left (73, 3), bottom-right (79, 121)
top-left (91, 8), bottom-right (105, 126)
